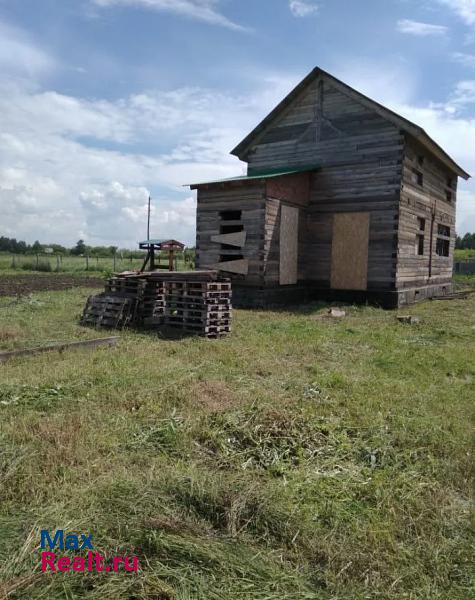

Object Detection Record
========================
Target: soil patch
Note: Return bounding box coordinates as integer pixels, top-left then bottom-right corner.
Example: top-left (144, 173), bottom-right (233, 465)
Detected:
top-left (192, 381), bottom-right (240, 412)
top-left (0, 275), bottom-right (103, 297)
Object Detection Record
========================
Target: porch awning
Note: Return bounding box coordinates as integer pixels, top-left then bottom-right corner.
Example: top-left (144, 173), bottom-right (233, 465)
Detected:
top-left (188, 164), bottom-right (319, 189)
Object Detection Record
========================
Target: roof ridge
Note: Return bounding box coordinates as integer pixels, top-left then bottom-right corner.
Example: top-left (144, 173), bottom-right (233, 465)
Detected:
top-left (231, 67), bottom-right (469, 180)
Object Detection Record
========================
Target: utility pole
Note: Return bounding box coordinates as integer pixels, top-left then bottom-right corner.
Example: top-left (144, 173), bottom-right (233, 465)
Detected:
top-left (147, 195), bottom-right (155, 270)
top-left (147, 195), bottom-right (151, 241)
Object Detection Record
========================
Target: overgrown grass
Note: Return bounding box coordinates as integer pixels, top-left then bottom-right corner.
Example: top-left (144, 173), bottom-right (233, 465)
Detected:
top-left (0, 253), bottom-right (194, 274)
top-left (0, 282), bottom-right (473, 599)
top-left (454, 248), bottom-right (475, 261)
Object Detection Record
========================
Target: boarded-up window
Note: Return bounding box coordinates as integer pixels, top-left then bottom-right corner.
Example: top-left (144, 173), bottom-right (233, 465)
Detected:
top-left (279, 205), bottom-right (299, 285)
top-left (331, 213), bottom-right (370, 291)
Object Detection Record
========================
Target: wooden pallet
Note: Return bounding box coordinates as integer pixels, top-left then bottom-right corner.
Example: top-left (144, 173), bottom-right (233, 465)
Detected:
top-left (165, 309), bottom-right (232, 319)
top-left (81, 272), bottom-right (233, 338)
top-left (81, 295), bottom-right (136, 329)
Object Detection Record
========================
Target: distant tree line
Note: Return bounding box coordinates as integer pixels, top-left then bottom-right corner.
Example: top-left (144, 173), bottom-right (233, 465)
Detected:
top-left (1, 237), bottom-right (139, 258)
top-left (455, 233), bottom-right (475, 250)
top-left (0, 236), bottom-right (195, 261)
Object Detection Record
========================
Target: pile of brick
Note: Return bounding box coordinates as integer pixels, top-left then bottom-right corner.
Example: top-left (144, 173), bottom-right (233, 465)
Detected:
top-left (81, 271), bottom-right (232, 338)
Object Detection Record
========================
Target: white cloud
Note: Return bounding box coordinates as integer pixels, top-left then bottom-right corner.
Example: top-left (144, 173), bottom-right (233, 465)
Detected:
top-left (92, 0), bottom-right (247, 31)
top-left (444, 80), bottom-right (475, 106)
top-left (452, 51), bottom-right (475, 67)
top-left (396, 19), bottom-right (448, 36)
top-left (0, 20), bottom-right (55, 78)
top-left (0, 23), bottom-right (296, 246)
top-left (289, 0), bottom-right (319, 17)
top-left (79, 183), bottom-right (197, 245)
top-left (437, 0), bottom-right (475, 26)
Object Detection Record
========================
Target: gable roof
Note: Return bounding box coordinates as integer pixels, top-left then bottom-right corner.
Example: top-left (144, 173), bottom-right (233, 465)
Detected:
top-left (231, 67), bottom-right (470, 180)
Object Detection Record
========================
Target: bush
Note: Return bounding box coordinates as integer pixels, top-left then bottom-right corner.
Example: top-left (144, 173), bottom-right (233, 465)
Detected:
top-left (21, 260), bottom-right (52, 272)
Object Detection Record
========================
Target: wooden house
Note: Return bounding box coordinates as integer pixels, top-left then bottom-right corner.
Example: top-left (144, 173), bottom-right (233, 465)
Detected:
top-left (190, 67), bottom-right (470, 307)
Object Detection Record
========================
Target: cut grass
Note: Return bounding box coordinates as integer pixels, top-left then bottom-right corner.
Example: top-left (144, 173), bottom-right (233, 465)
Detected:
top-left (0, 281), bottom-right (473, 599)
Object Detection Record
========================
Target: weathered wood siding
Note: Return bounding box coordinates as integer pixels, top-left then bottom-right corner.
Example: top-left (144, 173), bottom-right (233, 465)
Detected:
top-left (396, 137), bottom-right (457, 288)
top-left (264, 173), bottom-right (310, 285)
top-left (195, 183), bottom-right (266, 285)
top-left (244, 74), bottom-right (402, 290)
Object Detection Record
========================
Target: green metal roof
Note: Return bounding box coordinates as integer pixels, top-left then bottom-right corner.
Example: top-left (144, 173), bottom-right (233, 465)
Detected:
top-left (189, 164), bottom-right (319, 188)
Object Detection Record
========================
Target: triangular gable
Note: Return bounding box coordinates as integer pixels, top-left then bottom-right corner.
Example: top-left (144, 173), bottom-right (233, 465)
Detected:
top-left (231, 67), bottom-right (470, 180)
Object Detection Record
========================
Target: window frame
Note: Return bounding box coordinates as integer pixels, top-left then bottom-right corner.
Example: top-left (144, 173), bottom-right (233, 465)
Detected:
top-left (435, 224), bottom-right (451, 258)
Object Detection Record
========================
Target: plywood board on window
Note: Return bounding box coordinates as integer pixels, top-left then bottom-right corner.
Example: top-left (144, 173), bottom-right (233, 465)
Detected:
top-left (210, 231), bottom-right (247, 247)
top-left (331, 212), bottom-right (370, 290)
top-left (216, 259), bottom-right (249, 275)
top-left (279, 205), bottom-right (299, 285)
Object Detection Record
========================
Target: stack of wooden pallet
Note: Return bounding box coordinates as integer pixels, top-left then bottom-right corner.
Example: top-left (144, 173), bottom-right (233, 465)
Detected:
top-left (139, 279), bottom-right (167, 325)
top-left (165, 280), bottom-right (232, 338)
top-left (80, 271), bottom-right (232, 338)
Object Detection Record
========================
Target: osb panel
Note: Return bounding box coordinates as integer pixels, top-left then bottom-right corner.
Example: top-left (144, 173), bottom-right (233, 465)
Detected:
top-left (210, 231), bottom-right (247, 247)
top-left (279, 205), bottom-right (299, 285)
top-left (266, 173), bottom-right (311, 207)
top-left (331, 213), bottom-right (370, 290)
top-left (216, 259), bottom-right (249, 275)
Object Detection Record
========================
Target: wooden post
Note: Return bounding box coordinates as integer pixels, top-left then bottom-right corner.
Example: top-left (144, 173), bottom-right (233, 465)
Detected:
top-left (36, 254), bottom-right (39, 268)
top-left (86, 255), bottom-right (89, 271)
top-left (56, 255), bottom-right (60, 271)
top-left (113, 253), bottom-right (116, 272)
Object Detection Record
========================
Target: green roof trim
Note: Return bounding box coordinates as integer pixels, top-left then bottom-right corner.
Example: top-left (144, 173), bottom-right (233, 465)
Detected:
top-left (188, 164), bottom-right (319, 188)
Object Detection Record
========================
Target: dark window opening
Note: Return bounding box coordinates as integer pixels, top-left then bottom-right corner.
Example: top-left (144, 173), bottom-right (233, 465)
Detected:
top-left (447, 177), bottom-right (453, 188)
top-left (412, 169), bottom-right (424, 187)
top-left (417, 217), bottom-right (426, 232)
top-left (436, 224), bottom-right (450, 257)
top-left (220, 224), bottom-right (244, 234)
top-left (437, 224), bottom-right (450, 237)
top-left (436, 238), bottom-right (450, 257)
top-left (446, 190), bottom-right (453, 202)
top-left (416, 234), bottom-right (424, 256)
top-left (220, 210), bottom-right (242, 221)
top-left (219, 254), bottom-right (243, 262)
top-left (417, 156), bottom-right (424, 166)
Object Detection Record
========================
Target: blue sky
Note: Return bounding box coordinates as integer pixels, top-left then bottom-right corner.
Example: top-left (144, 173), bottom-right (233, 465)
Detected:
top-left (1, 0), bottom-right (475, 247)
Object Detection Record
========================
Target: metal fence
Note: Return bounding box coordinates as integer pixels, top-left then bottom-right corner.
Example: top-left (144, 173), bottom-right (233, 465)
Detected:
top-left (0, 253), bottom-right (193, 273)
top-left (455, 260), bottom-right (475, 275)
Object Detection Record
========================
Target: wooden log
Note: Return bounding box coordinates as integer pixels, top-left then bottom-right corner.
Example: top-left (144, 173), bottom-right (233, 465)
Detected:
top-left (0, 337), bottom-right (119, 363)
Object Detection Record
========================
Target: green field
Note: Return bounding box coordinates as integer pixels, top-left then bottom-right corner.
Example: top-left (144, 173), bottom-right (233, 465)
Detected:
top-left (0, 253), bottom-right (193, 274)
top-left (0, 277), bottom-right (473, 599)
top-left (454, 248), bottom-right (475, 261)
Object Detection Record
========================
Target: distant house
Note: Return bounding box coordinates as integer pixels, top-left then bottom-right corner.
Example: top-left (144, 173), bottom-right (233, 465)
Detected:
top-left (190, 67), bottom-right (470, 307)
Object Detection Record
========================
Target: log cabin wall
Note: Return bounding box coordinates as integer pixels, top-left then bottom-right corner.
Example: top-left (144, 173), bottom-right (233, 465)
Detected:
top-left (195, 182), bottom-right (266, 285)
top-left (243, 75), bottom-right (404, 291)
top-left (396, 137), bottom-right (457, 289)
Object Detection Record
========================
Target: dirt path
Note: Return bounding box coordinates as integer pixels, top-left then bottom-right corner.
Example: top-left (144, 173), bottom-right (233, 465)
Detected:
top-left (0, 275), bottom-right (104, 297)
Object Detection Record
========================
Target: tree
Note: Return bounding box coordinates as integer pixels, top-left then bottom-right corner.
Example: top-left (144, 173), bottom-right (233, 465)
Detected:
top-left (71, 239), bottom-right (87, 256)
top-left (32, 240), bottom-right (42, 254)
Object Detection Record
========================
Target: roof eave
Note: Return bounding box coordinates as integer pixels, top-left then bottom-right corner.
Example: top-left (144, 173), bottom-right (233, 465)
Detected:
top-left (414, 131), bottom-right (470, 180)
